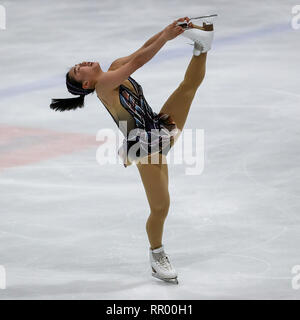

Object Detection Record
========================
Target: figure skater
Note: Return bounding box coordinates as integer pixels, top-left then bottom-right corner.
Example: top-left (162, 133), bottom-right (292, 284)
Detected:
top-left (50, 17), bottom-right (214, 284)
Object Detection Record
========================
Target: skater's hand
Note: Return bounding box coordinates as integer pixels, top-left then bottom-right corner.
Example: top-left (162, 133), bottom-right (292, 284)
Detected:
top-left (176, 17), bottom-right (193, 28)
top-left (162, 19), bottom-right (186, 41)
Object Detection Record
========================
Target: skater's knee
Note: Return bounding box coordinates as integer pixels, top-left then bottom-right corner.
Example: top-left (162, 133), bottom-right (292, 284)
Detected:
top-left (150, 199), bottom-right (170, 220)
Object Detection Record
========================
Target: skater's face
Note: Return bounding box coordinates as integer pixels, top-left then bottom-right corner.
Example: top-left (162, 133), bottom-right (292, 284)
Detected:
top-left (69, 61), bottom-right (101, 89)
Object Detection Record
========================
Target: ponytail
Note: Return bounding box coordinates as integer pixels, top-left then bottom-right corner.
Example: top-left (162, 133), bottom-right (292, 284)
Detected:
top-left (50, 71), bottom-right (95, 112)
top-left (50, 95), bottom-right (85, 112)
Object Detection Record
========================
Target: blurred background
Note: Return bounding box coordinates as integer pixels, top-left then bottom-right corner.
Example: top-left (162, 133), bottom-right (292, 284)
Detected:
top-left (0, 0), bottom-right (299, 299)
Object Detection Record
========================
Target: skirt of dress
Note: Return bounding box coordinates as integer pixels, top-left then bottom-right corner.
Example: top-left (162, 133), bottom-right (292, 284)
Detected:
top-left (118, 112), bottom-right (178, 167)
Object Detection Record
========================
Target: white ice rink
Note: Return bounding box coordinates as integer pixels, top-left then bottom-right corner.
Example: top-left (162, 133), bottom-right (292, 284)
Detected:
top-left (0, 0), bottom-right (300, 299)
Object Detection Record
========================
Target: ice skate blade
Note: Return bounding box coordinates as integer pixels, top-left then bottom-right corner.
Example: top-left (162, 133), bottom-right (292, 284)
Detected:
top-left (152, 273), bottom-right (179, 285)
top-left (190, 14), bottom-right (218, 20)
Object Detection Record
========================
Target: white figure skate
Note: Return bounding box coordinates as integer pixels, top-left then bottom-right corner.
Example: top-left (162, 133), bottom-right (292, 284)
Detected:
top-left (180, 22), bottom-right (214, 56)
top-left (149, 245), bottom-right (178, 284)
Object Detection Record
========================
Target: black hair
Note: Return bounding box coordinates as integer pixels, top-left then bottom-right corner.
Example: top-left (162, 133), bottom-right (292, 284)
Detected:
top-left (50, 72), bottom-right (95, 112)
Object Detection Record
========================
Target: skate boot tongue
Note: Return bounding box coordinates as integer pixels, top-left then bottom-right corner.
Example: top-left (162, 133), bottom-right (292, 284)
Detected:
top-left (151, 245), bottom-right (165, 254)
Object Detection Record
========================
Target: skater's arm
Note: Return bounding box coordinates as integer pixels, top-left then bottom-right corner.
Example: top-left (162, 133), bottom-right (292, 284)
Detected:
top-left (109, 17), bottom-right (189, 71)
top-left (143, 30), bottom-right (164, 48)
top-left (96, 22), bottom-right (184, 92)
top-left (109, 31), bottom-right (164, 71)
top-left (96, 34), bottom-right (168, 91)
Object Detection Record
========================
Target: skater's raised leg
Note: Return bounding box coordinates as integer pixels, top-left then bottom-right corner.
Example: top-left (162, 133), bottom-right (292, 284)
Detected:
top-left (160, 22), bottom-right (214, 136)
top-left (159, 52), bottom-right (207, 134)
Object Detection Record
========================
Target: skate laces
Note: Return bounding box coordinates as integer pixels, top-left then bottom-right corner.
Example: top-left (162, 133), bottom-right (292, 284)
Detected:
top-left (153, 252), bottom-right (171, 270)
top-left (194, 41), bottom-right (204, 52)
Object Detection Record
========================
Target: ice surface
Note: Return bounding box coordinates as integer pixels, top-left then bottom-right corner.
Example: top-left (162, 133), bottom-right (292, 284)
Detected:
top-left (0, 0), bottom-right (300, 299)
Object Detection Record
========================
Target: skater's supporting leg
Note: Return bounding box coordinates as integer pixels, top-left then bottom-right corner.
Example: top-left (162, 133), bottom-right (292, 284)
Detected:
top-left (136, 158), bottom-right (169, 250)
top-left (136, 54), bottom-right (206, 248)
top-left (159, 52), bottom-right (207, 134)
